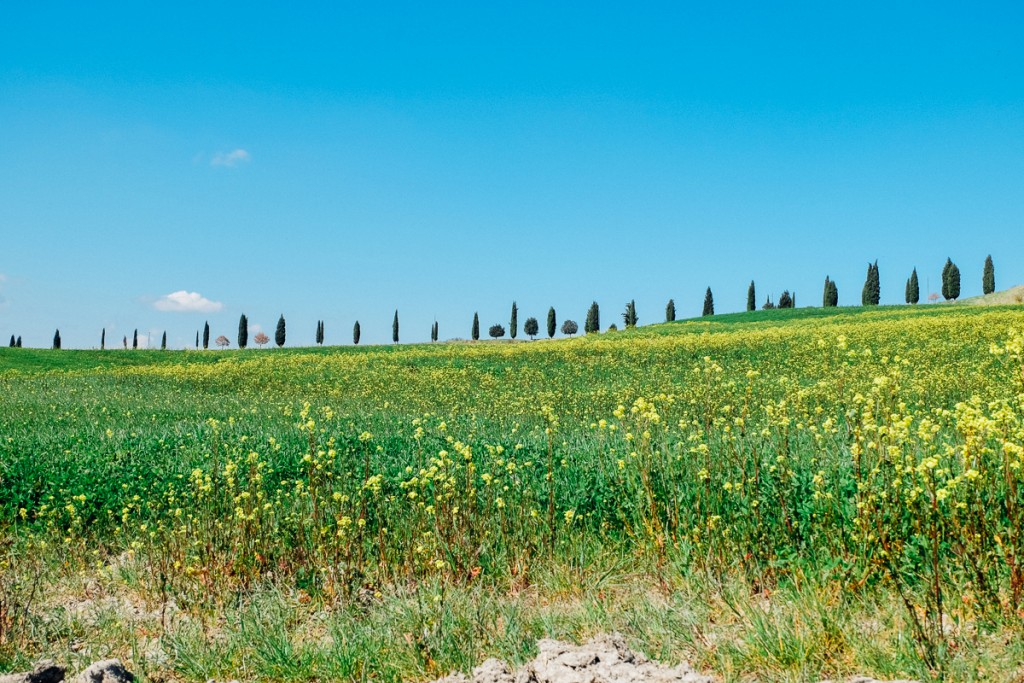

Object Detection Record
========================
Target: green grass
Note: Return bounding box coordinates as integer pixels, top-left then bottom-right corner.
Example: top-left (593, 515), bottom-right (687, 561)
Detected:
top-left (3, 303), bottom-right (1024, 681)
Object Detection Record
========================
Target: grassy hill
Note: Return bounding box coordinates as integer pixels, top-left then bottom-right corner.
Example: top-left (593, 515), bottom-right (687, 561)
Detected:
top-left (2, 303), bottom-right (1024, 680)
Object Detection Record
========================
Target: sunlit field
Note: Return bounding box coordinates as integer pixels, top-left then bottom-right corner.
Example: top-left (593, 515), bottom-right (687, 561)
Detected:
top-left (3, 304), bottom-right (1024, 682)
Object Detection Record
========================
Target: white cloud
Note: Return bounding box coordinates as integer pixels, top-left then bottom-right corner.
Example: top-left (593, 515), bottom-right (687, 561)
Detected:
top-left (153, 291), bottom-right (224, 313)
top-left (211, 149), bottom-right (251, 167)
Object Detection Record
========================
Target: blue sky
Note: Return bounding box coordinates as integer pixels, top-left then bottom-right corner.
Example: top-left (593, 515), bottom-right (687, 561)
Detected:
top-left (1, 2), bottom-right (1022, 348)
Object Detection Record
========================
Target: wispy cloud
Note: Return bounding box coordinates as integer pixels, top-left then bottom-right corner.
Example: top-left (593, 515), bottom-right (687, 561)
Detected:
top-left (153, 290), bottom-right (224, 313)
top-left (210, 148), bottom-right (251, 167)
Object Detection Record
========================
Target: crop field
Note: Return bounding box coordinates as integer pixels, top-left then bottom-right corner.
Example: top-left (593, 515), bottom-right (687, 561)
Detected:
top-left (3, 304), bottom-right (1024, 682)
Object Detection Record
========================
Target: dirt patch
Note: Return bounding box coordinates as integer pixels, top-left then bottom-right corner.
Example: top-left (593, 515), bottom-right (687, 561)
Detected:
top-left (430, 633), bottom-right (919, 683)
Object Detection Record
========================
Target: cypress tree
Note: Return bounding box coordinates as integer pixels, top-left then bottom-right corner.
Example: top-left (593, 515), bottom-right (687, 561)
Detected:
top-left (123, 336), bottom-right (127, 349)
top-left (392, 310), bottom-right (399, 343)
top-left (9, 335), bottom-right (14, 347)
top-left (101, 328), bottom-right (106, 350)
top-left (353, 321), bottom-right (361, 345)
top-left (431, 321), bottom-right (438, 342)
top-left (828, 279), bottom-right (838, 307)
top-left (16, 336), bottom-right (22, 348)
top-left (870, 261), bottom-right (880, 305)
top-left (622, 300), bottom-right (638, 328)
top-left (161, 331), bottom-right (167, 350)
top-left (547, 307), bottom-right (556, 339)
top-left (983, 254), bottom-right (995, 295)
top-left (510, 302), bottom-right (518, 340)
top-left (133, 329), bottom-right (138, 349)
top-left (584, 301), bottom-right (600, 333)
top-left (747, 281), bottom-right (756, 312)
top-left (195, 331), bottom-right (199, 348)
top-left (203, 321), bottom-right (210, 349)
top-left (948, 260), bottom-right (961, 300)
top-left (907, 268), bottom-right (919, 304)
top-left (275, 315), bottom-right (286, 347)
top-left (472, 312), bottom-right (480, 341)
top-left (53, 329), bottom-right (61, 349)
top-left (823, 277), bottom-right (831, 307)
top-left (702, 287), bottom-right (714, 316)
top-left (665, 299), bottom-right (676, 322)
top-left (778, 291), bottom-right (793, 309)
top-left (238, 314), bottom-right (248, 349)
top-left (862, 262), bottom-right (880, 305)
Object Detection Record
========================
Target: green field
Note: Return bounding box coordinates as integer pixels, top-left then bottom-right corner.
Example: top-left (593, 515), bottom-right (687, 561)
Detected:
top-left (3, 304), bottom-right (1024, 682)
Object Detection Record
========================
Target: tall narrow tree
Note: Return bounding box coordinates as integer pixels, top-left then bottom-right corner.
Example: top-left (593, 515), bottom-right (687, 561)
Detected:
top-left (195, 331), bottom-right (199, 348)
top-left (392, 310), bottom-right (399, 343)
top-left (665, 299), bottom-right (676, 322)
top-left (702, 288), bottom-right (714, 316)
top-left (510, 302), bottom-right (518, 340)
top-left (53, 329), bottom-right (61, 349)
top-left (203, 321), bottom-right (210, 349)
top-left (101, 328), bottom-right (106, 350)
top-left (353, 320), bottom-right (361, 345)
top-left (862, 261), bottom-right (880, 305)
top-left (431, 321), bottom-right (438, 342)
top-left (16, 336), bottom-right (22, 348)
top-left (472, 312), bottom-right (480, 341)
top-left (133, 329), bottom-right (138, 349)
top-left (622, 300), bottom-right (638, 328)
top-left (941, 258), bottom-right (961, 301)
top-left (238, 314), bottom-right (248, 349)
top-left (547, 307), bottom-right (556, 339)
top-left (827, 279), bottom-right (839, 307)
top-left (584, 301), bottom-right (600, 333)
top-left (983, 255), bottom-right (995, 295)
top-left (823, 277), bottom-right (832, 307)
top-left (9, 335), bottom-right (15, 347)
top-left (906, 268), bottom-right (920, 304)
top-left (747, 281), bottom-right (756, 312)
top-left (275, 315), bottom-right (286, 348)
top-left (161, 331), bottom-right (167, 350)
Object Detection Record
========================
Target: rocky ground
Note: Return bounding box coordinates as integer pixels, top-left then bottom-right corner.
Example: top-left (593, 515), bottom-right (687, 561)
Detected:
top-left (431, 634), bottom-right (919, 683)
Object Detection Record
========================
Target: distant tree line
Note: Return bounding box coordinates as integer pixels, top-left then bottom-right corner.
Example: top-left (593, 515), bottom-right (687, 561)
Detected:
top-left (14, 255), bottom-right (1004, 349)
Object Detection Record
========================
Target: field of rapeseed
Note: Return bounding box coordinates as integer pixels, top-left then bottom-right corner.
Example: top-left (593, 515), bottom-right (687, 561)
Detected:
top-left (2, 304), bottom-right (1024, 681)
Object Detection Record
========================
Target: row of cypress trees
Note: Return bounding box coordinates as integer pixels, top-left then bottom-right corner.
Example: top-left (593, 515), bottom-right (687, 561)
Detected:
top-left (14, 255), bottom-right (1004, 349)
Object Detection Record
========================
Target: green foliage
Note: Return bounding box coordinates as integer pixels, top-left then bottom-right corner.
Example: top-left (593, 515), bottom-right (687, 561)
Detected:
top-left (510, 302), bottom-right (518, 340)
top-left (523, 317), bottom-right (539, 339)
top-left (584, 302), bottom-right (600, 334)
top-left (101, 328), bottom-right (106, 350)
top-left (133, 329), bottom-right (138, 349)
top-left (823, 278), bottom-right (838, 308)
top-left (238, 314), bottom-right (249, 349)
top-left (862, 261), bottom-right (880, 306)
top-left (983, 254), bottom-right (996, 295)
top-left (906, 268), bottom-right (920, 305)
top-left (316, 320), bottom-right (324, 346)
top-left (161, 331), bottom-right (167, 350)
top-left (392, 310), bottom-right (399, 344)
top-left (203, 322), bottom-right (210, 349)
top-left (702, 287), bottom-right (714, 316)
top-left (942, 258), bottom-right (961, 301)
top-left (431, 321), bottom-right (438, 342)
top-left (778, 291), bottom-right (793, 309)
top-left (560, 319), bottom-right (578, 335)
top-left (52, 329), bottom-right (60, 350)
top-left (488, 324), bottom-right (505, 339)
top-left (622, 300), bottom-right (638, 328)
top-left (353, 321), bottom-right (361, 345)
top-left (472, 312), bottom-right (480, 341)
top-left (8, 335), bottom-right (14, 348)
top-left (665, 299), bottom-right (675, 322)
top-left (547, 307), bottom-right (556, 339)
top-left (276, 315), bottom-right (287, 348)
top-left (747, 281), bottom-right (756, 312)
